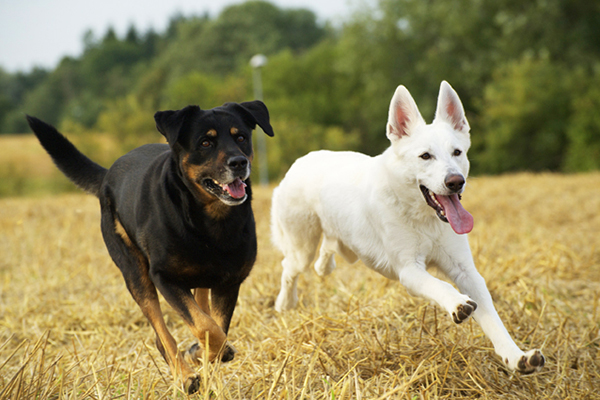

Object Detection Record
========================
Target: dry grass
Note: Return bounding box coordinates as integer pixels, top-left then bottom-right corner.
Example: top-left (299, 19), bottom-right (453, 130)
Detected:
top-left (0, 133), bottom-right (144, 197)
top-left (0, 173), bottom-right (599, 399)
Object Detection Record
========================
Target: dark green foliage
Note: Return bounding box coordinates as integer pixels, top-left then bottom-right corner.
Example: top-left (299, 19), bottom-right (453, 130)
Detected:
top-left (1, 0), bottom-right (600, 176)
top-left (474, 57), bottom-right (572, 173)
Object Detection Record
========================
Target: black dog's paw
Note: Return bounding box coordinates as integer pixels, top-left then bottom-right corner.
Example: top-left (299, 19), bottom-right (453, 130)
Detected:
top-left (516, 349), bottom-right (545, 374)
top-left (184, 374), bottom-right (201, 394)
top-left (184, 341), bottom-right (237, 364)
top-left (452, 300), bottom-right (478, 324)
top-left (221, 343), bottom-right (237, 363)
top-left (184, 343), bottom-right (201, 366)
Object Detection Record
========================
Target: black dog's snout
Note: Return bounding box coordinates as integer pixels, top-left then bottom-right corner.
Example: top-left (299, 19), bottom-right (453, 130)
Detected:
top-left (445, 174), bottom-right (465, 193)
top-left (228, 156), bottom-right (248, 171)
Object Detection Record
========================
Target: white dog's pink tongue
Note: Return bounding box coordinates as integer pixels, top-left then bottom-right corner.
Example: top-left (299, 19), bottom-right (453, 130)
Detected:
top-left (436, 194), bottom-right (474, 235)
top-left (223, 178), bottom-right (247, 199)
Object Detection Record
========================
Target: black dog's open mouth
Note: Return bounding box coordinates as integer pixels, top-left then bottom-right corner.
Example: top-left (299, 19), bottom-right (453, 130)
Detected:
top-left (203, 177), bottom-right (247, 203)
top-left (419, 185), bottom-right (473, 235)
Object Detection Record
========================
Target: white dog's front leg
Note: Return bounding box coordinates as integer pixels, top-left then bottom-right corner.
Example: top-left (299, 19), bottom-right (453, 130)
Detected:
top-left (397, 265), bottom-right (478, 324)
top-left (450, 264), bottom-right (545, 373)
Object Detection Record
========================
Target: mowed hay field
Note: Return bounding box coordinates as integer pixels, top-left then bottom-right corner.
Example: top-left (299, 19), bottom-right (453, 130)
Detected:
top-left (1, 173), bottom-right (599, 399)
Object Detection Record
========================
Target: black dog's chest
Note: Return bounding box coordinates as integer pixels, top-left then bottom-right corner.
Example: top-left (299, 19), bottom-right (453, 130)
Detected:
top-left (156, 226), bottom-right (257, 289)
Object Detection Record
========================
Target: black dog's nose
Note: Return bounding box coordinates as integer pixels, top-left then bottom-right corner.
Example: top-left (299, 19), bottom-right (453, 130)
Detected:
top-left (445, 174), bottom-right (465, 193)
top-left (228, 156), bottom-right (248, 171)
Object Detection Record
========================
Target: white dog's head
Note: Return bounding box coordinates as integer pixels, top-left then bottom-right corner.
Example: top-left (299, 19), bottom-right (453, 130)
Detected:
top-left (385, 81), bottom-right (473, 234)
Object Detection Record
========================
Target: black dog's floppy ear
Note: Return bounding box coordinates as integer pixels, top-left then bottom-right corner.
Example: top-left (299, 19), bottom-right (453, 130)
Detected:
top-left (154, 105), bottom-right (200, 144)
top-left (229, 100), bottom-right (274, 137)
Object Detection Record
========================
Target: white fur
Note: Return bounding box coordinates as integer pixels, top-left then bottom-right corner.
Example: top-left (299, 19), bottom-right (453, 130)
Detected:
top-left (271, 81), bottom-right (544, 373)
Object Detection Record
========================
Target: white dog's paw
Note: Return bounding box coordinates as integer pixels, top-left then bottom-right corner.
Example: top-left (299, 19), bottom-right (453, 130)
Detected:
top-left (451, 298), bottom-right (477, 324)
top-left (511, 349), bottom-right (545, 374)
top-left (275, 290), bottom-right (298, 312)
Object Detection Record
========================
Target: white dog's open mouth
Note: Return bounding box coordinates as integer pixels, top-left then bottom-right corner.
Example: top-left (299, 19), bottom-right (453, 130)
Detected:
top-left (419, 185), bottom-right (474, 235)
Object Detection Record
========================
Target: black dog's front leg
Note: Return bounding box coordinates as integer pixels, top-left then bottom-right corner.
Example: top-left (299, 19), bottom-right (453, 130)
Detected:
top-left (186, 283), bottom-right (241, 363)
top-left (210, 283), bottom-right (241, 334)
top-left (210, 284), bottom-right (241, 361)
top-left (151, 270), bottom-right (229, 362)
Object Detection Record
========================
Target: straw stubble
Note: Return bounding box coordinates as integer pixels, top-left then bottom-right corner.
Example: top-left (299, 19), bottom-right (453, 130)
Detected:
top-left (1, 172), bottom-right (599, 399)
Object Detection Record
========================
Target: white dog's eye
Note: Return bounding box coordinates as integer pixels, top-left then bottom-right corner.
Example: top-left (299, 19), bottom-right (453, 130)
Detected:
top-left (453, 149), bottom-right (462, 156)
top-left (420, 152), bottom-right (432, 160)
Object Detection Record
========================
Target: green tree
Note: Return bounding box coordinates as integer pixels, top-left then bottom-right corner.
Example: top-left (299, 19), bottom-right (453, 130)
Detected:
top-left (95, 94), bottom-right (157, 148)
top-left (0, 67), bottom-right (49, 133)
top-left (162, 72), bottom-right (248, 109)
top-left (564, 69), bottom-right (600, 171)
top-left (262, 42), bottom-right (344, 129)
top-left (159, 1), bottom-right (326, 76)
top-left (79, 27), bottom-right (146, 98)
top-left (474, 56), bottom-right (571, 173)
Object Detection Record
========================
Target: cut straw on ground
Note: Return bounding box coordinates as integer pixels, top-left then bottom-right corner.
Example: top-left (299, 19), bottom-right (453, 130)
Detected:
top-left (1, 172), bottom-right (599, 399)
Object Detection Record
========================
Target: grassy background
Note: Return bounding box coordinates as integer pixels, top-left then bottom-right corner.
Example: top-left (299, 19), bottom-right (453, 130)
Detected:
top-left (0, 135), bottom-right (599, 398)
top-left (0, 133), bottom-right (153, 198)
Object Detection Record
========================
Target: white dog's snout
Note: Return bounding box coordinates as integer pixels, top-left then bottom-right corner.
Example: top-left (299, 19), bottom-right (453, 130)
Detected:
top-left (445, 173), bottom-right (465, 193)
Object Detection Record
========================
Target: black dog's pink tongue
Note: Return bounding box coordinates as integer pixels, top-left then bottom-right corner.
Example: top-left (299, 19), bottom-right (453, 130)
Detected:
top-left (436, 194), bottom-right (474, 235)
top-left (223, 178), bottom-right (247, 199)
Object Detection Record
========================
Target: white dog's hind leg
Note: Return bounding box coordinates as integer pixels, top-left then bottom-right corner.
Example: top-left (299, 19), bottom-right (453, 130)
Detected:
top-left (397, 265), bottom-right (478, 324)
top-left (314, 236), bottom-right (337, 276)
top-left (450, 266), bottom-right (545, 373)
top-left (274, 227), bottom-right (321, 312)
top-left (275, 258), bottom-right (303, 311)
top-left (272, 186), bottom-right (323, 312)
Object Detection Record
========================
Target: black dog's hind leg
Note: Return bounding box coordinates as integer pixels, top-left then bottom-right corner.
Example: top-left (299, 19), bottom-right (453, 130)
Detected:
top-left (101, 210), bottom-right (200, 394)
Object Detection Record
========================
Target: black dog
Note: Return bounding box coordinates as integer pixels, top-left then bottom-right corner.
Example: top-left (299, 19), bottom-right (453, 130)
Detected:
top-left (26, 101), bottom-right (274, 394)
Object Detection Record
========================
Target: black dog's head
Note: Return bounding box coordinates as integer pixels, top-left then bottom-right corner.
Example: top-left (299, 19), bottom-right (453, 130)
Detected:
top-left (154, 101), bottom-right (274, 206)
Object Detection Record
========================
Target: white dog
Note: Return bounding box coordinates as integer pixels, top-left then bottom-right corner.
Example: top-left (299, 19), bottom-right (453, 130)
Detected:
top-left (271, 81), bottom-right (545, 373)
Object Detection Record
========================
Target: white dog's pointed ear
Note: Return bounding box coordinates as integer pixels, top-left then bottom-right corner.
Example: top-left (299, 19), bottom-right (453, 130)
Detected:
top-left (434, 81), bottom-right (470, 133)
top-left (386, 85), bottom-right (425, 141)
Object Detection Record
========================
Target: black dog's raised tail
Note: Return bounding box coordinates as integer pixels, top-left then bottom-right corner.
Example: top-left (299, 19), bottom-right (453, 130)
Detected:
top-left (26, 116), bottom-right (107, 197)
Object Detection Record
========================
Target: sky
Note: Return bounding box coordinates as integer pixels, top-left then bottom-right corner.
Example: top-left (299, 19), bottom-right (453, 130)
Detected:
top-left (0, 0), bottom-right (358, 73)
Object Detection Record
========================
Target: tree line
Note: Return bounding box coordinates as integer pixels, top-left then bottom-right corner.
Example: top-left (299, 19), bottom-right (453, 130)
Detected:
top-left (1, 0), bottom-right (599, 177)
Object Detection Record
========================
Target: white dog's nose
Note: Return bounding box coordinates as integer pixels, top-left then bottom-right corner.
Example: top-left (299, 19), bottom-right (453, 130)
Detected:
top-left (445, 174), bottom-right (465, 193)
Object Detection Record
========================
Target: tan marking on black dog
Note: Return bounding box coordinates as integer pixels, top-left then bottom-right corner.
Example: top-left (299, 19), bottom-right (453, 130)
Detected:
top-left (207, 129), bottom-right (217, 137)
top-left (230, 127), bottom-right (238, 135)
top-left (114, 217), bottom-right (132, 247)
top-left (181, 155), bottom-right (213, 198)
top-left (180, 154), bottom-right (232, 219)
top-left (194, 288), bottom-right (211, 316)
top-left (206, 202), bottom-right (231, 220)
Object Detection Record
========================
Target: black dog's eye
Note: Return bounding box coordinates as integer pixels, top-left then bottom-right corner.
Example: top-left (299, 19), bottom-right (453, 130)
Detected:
top-left (453, 149), bottom-right (462, 156)
top-left (236, 135), bottom-right (246, 143)
top-left (200, 140), bottom-right (211, 148)
top-left (420, 152), bottom-right (432, 160)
